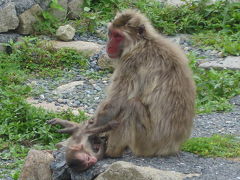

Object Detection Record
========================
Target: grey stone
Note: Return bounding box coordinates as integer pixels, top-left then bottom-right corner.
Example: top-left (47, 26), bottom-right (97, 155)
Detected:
top-left (12, 0), bottom-right (36, 15)
top-left (19, 149), bottom-right (54, 180)
top-left (57, 98), bottom-right (67, 104)
top-left (56, 24), bottom-right (76, 41)
top-left (39, 94), bottom-right (45, 100)
top-left (199, 56), bottom-right (240, 70)
top-left (53, 81), bottom-right (84, 94)
top-left (158, 0), bottom-right (185, 6)
top-left (0, 2), bottom-right (19, 33)
top-left (52, 40), bottom-right (104, 56)
top-left (0, 33), bottom-right (20, 43)
top-left (0, 0), bottom-right (10, 7)
top-left (96, 161), bottom-right (199, 180)
top-left (17, 4), bottom-right (43, 35)
top-left (67, 0), bottom-right (84, 19)
top-left (49, 0), bottom-right (68, 21)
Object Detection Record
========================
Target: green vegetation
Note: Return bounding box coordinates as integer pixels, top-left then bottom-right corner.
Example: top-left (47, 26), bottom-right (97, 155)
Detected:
top-left (192, 31), bottom-right (240, 56)
top-left (4, 37), bottom-right (89, 77)
top-left (34, 0), bottom-right (65, 35)
top-left (182, 135), bottom-right (240, 158)
top-left (189, 53), bottom-right (240, 113)
top-left (0, 38), bottom-right (90, 179)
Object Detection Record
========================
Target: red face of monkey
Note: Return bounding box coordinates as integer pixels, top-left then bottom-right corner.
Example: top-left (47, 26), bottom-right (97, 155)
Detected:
top-left (66, 144), bottom-right (97, 171)
top-left (65, 135), bottom-right (105, 172)
top-left (107, 28), bottom-right (125, 59)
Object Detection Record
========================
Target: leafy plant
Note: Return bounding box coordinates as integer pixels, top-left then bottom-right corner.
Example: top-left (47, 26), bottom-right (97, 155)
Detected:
top-left (188, 53), bottom-right (240, 113)
top-left (73, 7), bottom-right (100, 34)
top-left (182, 135), bottom-right (240, 158)
top-left (192, 31), bottom-right (240, 56)
top-left (6, 37), bottom-right (89, 77)
top-left (34, 0), bottom-right (65, 35)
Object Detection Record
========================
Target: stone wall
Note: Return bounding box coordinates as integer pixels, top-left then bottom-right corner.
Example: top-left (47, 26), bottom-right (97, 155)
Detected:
top-left (0, 0), bottom-right (84, 42)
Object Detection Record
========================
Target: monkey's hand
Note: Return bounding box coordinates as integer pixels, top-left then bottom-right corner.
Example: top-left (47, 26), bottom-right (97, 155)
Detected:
top-left (47, 118), bottom-right (80, 135)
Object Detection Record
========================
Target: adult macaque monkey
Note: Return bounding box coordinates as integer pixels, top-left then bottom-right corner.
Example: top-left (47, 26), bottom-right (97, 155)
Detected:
top-left (90, 9), bottom-right (196, 157)
top-left (47, 118), bottom-right (119, 171)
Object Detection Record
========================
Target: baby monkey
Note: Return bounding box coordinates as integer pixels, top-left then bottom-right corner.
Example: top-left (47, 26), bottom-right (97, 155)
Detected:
top-left (47, 118), bottom-right (119, 172)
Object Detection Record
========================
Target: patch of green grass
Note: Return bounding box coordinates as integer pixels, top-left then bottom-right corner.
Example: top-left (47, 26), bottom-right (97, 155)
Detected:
top-left (192, 31), bottom-right (240, 56)
top-left (4, 37), bottom-right (89, 77)
top-left (189, 53), bottom-right (240, 114)
top-left (182, 135), bottom-right (240, 158)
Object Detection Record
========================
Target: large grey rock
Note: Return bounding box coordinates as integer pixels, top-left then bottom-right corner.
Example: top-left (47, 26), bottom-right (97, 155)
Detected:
top-left (0, 33), bottom-right (20, 43)
top-left (49, 0), bottom-right (68, 21)
top-left (19, 149), bottom-right (54, 180)
top-left (96, 161), bottom-right (199, 180)
top-left (17, 4), bottom-right (42, 35)
top-left (0, 2), bottom-right (19, 33)
top-left (56, 24), bottom-right (76, 41)
top-left (53, 81), bottom-right (84, 94)
top-left (12, 0), bottom-right (36, 15)
top-left (199, 56), bottom-right (240, 70)
top-left (68, 0), bottom-right (84, 19)
top-left (52, 40), bottom-right (104, 56)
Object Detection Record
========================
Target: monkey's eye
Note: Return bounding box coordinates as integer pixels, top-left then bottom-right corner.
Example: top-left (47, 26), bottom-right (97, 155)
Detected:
top-left (113, 33), bottom-right (122, 39)
top-left (108, 31), bottom-right (111, 36)
top-left (87, 156), bottom-right (90, 162)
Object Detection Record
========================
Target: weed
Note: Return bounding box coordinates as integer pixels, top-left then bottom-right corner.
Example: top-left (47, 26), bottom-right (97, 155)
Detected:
top-left (5, 37), bottom-right (89, 77)
top-left (33, 0), bottom-right (65, 35)
top-left (189, 53), bottom-right (240, 114)
top-left (192, 31), bottom-right (240, 56)
top-left (182, 135), bottom-right (240, 158)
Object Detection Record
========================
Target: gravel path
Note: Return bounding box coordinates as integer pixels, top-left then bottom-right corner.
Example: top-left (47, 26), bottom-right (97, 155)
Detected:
top-left (51, 148), bottom-right (240, 180)
top-left (193, 110), bottom-right (240, 138)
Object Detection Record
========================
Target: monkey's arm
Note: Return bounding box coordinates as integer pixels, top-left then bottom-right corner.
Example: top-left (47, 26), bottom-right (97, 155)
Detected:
top-left (86, 120), bottom-right (120, 134)
top-left (47, 118), bottom-right (80, 134)
top-left (93, 98), bottom-right (122, 127)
